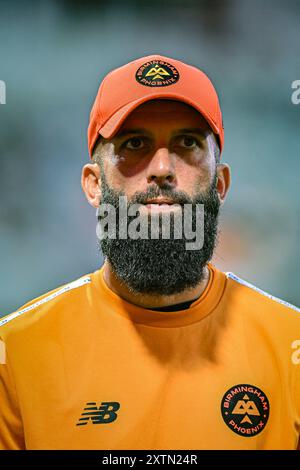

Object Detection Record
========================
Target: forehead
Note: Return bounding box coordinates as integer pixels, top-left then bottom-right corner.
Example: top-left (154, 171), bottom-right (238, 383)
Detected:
top-left (118, 99), bottom-right (211, 131)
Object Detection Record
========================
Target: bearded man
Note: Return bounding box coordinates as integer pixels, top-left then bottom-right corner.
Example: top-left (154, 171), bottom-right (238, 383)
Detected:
top-left (1, 55), bottom-right (300, 450)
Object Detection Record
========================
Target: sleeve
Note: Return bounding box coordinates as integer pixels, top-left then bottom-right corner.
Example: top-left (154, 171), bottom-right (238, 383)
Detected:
top-left (0, 338), bottom-right (25, 450)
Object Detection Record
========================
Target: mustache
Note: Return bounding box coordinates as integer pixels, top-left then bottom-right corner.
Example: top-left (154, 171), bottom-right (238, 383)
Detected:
top-left (127, 184), bottom-right (200, 207)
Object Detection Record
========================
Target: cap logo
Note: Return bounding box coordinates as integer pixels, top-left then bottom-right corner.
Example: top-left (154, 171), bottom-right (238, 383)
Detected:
top-left (135, 60), bottom-right (180, 87)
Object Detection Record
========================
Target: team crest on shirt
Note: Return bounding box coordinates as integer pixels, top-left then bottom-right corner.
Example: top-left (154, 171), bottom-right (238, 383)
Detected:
top-left (221, 384), bottom-right (270, 437)
top-left (135, 60), bottom-right (180, 87)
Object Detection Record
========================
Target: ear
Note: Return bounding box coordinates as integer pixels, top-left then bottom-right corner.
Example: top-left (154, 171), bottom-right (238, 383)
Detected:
top-left (81, 163), bottom-right (101, 208)
top-left (216, 163), bottom-right (231, 205)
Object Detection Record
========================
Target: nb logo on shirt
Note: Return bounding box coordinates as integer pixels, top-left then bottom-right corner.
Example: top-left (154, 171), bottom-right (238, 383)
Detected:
top-left (76, 401), bottom-right (120, 426)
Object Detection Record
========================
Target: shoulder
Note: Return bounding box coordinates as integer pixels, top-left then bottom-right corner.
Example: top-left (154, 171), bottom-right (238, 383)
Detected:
top-left (225, 270), bottom-right (300, 321)
top-left (0, 273), bottom-right (92, 340)
top-left (224, 270), bottom-right (300, 391)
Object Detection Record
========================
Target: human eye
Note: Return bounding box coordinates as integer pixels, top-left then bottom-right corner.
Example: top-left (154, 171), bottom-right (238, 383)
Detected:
top-left (124, 137), bottom-right (146, 150)
top-left (177, 135), bottom-right (201, 149)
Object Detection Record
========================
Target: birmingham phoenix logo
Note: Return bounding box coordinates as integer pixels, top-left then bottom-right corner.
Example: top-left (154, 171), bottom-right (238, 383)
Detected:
top-left (135, 60), bottom-right (180, 87)
top-left (221, 384), bottom-right (270, 437)
top-left (76, 401), bottom-right (120, 426)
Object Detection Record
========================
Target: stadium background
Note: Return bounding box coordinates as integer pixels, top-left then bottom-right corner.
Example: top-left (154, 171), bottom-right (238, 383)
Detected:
top-left (0, 0), bottom-right (299, 316)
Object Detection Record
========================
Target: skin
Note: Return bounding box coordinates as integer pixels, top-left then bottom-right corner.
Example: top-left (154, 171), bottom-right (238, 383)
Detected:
top-left (82, 100), bottom-right (231, 309)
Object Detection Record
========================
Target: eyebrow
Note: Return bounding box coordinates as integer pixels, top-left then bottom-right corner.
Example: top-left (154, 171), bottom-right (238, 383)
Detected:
top-left (115, 127), bottom-right (209, 139)
top-left (174, 128), bottom-right (209, 136)
top-left (115, 128), bottom-right (151, 139)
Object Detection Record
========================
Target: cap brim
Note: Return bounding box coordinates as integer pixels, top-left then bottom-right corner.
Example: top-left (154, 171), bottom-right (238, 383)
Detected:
top-left (99, 92), bottom-right (220, 140)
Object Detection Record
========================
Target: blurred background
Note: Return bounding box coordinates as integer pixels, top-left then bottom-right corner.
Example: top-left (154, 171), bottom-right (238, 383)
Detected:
top-left (0, 0), bottom-right (299, 316)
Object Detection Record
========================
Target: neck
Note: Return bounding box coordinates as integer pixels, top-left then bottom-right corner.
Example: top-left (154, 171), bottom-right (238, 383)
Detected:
top-left (102, 260), bottom-right (210, 309)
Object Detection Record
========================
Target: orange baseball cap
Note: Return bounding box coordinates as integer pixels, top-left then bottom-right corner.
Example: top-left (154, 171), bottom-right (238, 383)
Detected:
top-left (88, 54), bottom-right (224, 158)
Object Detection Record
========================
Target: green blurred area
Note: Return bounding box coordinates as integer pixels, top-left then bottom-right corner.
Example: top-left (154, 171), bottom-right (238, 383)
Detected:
top-left (0, 0), bottom-right (299, 315)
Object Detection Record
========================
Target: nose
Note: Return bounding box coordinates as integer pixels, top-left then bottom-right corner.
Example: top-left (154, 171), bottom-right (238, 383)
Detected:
top-left (146, 147), bottom-right (176, 186)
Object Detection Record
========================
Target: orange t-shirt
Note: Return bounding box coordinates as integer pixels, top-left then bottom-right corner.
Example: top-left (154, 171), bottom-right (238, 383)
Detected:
top-left (0, 262), bottom-right (300, 450)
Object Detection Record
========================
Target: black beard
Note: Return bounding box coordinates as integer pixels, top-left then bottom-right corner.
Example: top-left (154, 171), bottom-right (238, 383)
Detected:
top-left (97, 167), bottom-right (221, 296)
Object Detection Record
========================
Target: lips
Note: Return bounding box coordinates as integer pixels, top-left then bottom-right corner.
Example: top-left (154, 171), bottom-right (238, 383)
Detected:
top-left (145, 198), bottom-right (176, 205)
top-left (140, 198), bottom-right (182, 213)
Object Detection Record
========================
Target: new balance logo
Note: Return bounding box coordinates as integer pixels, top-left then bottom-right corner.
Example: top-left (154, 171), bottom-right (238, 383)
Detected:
top-left (76, 401), bottom-right (120, 426)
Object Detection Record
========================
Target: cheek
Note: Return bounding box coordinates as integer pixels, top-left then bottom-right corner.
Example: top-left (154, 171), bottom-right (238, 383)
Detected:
top-left (108, 149), bottom-right (149, 178)
top-left (109, 154), bottom-right (126, 166)
top-left (174, 157), bottom-right (210, 186)
top-left (104, 150), bottom-right (126, 169)
top-left (104, 161), bottom-right (146, 196)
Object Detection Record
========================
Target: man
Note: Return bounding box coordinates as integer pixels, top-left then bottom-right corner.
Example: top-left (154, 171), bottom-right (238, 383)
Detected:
top-left (0, 54), bottom-right (300, 450)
